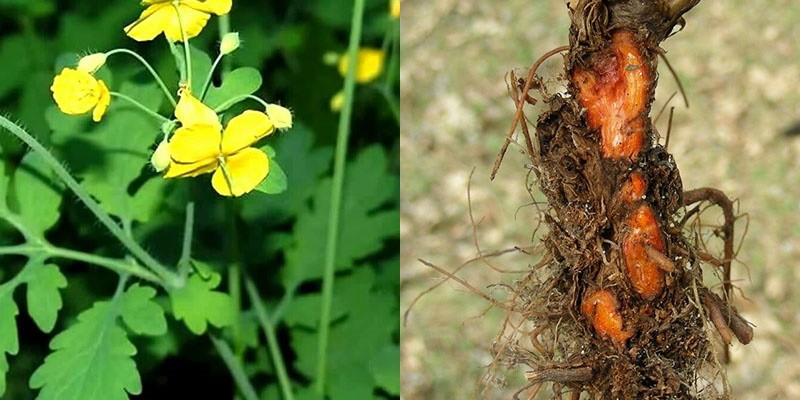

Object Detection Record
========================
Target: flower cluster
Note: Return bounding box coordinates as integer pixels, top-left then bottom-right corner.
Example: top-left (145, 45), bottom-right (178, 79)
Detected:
top-left (49, 0), bottom-right (292, 197)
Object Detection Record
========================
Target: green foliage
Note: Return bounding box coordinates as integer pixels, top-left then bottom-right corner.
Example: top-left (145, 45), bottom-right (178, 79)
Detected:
top-left (29, 283), bottom-right (166, 400)
top-left (169, 264), bottom-right (234, 335)
top-left (282, 145), bottom-right (399, 288)
top-left (204, 67), bottom-right (263, 110)
top-left (0, 0), bottom-right (399, 398)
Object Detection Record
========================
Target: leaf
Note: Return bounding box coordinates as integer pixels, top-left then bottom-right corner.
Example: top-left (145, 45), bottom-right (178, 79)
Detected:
top-left (29, 283), bottom-right (165, 400)
top-left (0, 285), bottom-right (19, 397)
top-left (203, 67), bottom-right (262, 111)
top-left (10, 152), bottom-right (63, 236)
top-left (241, 123), bottom-right (332, 223)
top-left (119, 284), bottom-right (167, 336)
top-left (290, 268), bottom-right (396, 398)
top-left (25, 263), bottom-right (67, 333)
top-left (255, 148), bottom-right (288, 195)
top-left (48, 80), bottom-right (165, 223)
top-left (189, 45), bottom-right (213, 96)
top-left (370, 345), bottom-right (400, 395)
top-left (169, 263), bottom-right (234, 335)
top-left (281, 145), bottom-right (399, 288)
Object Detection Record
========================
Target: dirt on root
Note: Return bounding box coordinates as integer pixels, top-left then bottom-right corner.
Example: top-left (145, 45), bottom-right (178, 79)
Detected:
top-left (485, 1), bottom-right (753, 398)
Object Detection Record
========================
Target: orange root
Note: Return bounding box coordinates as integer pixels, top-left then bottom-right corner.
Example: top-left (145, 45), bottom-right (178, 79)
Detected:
top-left (573, 30), bottom-right (650, 159)
top-left (622, 204), bottom-right (666, 299)
top-left (581, 289), bottom-right (633, 346)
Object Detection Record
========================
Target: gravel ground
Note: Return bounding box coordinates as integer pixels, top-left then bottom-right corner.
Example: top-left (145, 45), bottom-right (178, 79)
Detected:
top-left (400, 1), bottom-right (800, 398)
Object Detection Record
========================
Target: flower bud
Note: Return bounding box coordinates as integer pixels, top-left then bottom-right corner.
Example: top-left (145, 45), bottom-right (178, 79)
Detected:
top-left (151, 140), bottom-right (171, 173)
top-left (266, 104), bottom-right (293, 130)
top-left (77, 53), bottom-right (108, 74)
top-left (330, 90), bottom-right (344, 112)
top-left (220, 32), bottom-right (240, 55)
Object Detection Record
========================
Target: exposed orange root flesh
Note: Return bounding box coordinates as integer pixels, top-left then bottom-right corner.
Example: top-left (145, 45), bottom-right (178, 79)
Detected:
top-left (622, 204), bottom-right (666, 299)
top-left (573, 30), bottom-right (650, 159)
top-left (619, 172), bottom-right (647, 204)
top-left (581, 289), bottom-right (633, 346)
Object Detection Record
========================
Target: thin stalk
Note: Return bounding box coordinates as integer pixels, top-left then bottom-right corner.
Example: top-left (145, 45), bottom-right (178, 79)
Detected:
top-left (172, 4), bottom-right (192, 91)
top-left (227, 200), bottom-right (243, 360)
top-left (245, 278), bottom-right (295, 400)
top-left (210, 336), bottom-right (259, 400)
top-left (110, 92), bottom-right (170, 123)
top-left (218, 14), bottom-right (232, 75)
top-left (0, 244), bottom-right (160, 283)
top-left (315, 0), bottom-right (366, 394)
top-left (0, 116), bottom-right (182, 288)
top-left (200, 53), bottom-right (223, 101)
top-left (178, 202), bottom-right (194, 275)
top-left (105, 48), bottom-right (177, 106)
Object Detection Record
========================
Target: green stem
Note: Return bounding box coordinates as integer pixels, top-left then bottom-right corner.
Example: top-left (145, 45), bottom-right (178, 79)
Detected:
top-left (200, 53), bottom-right (223, 101)
top-left (269, 283), bottom-right (298, 325)
top-left (227, 200), bottom-right (243, 360)
top-left (315, 0), bottom-right (366, 394)
top-left (172, 3), bottom-right (192, 91)
top-left (105, 48), bottom-right (177, 106)
top-left (245, 278), bottom-right (295, 400)
top-left (214, 94), bottom-right (269, 113)
top-left (0, 244), bottom-right (161, 283)
top-left (218, 14), bottom-right (232, 75)
top-left (210, 336), bottom-right (258, 400)
top-left (110, 92), bottom-right (170, 123)
top-left (0, 116), bottom-right (182, 288)
top-left (178, 202), bottom-right (194, 275)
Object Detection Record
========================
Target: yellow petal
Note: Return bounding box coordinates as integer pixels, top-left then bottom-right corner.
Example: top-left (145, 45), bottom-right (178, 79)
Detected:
top-left (51, 68), bottom-right (103, 116)
top-left (221, 110), bottom-right (275, 155)
top-left (161, 4), bottom-right (211, 42)
top-left (168, 124), bottom-right (221, 164)
top-left (175, 90), bottom-right (220, 128)
top-left (265, 104), bottom-right (292, 130)
top-left (92, 80), bottom-right (111, 122)
top-left (164, 158), bottom-right (218, 178)
top-left (338, 48), bottom-right (385, 83)
top-left (124, 4), bottom-right (174, 42)
top-left (390, 0), bottom-right (400, 18)
top-left (183, 0), bottom-right (232, 15)
top-left (211, 148), bottom-right (269, 197)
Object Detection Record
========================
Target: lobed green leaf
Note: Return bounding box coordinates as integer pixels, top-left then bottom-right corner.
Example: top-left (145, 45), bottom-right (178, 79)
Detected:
top-left (25, 263), bottom-right (67, 333)
top-left (29, 283), bottom-right (166, 400)
top-left (169, 262), bottom-right (234, 335)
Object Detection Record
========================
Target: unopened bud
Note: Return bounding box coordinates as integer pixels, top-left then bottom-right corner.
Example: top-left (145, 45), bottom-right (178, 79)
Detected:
top-left (220, 32), bottom-right (240, 55)
top-left (151, 140), bottom-right (171, 172)
top-left (77, 53), bottom-right (108, 74)
top-left (266, 104), bottom-right (293, 130)
top-left (330, 91), bottom-right (344, 112)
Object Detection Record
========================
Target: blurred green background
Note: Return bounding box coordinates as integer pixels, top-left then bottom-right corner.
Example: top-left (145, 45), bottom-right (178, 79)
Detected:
top-left (0, 0), bottom-right (399, 398)
top-left (400, 1), bottom-right (800, 398)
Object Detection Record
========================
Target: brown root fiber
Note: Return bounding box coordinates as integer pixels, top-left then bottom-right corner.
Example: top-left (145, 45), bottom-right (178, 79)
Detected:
top-left (490, 1), bottom-right (752, 398)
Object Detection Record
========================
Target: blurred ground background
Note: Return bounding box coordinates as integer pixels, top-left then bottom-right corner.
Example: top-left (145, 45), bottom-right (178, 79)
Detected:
top-left (400, 1), bottom-right (800, 398)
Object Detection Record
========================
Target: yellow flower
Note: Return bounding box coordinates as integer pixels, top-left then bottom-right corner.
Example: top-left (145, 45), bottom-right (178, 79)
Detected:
top-left (125, 0), bottom-right (232, 42)
top-left (338, 48), bottom-right (385, 83)
top-left (165, 91), bottom-right (275, 197)
top-left (50, 68), bottom-right (111, 122)
top-left (390, 0), bottom-right (400, 18)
